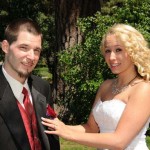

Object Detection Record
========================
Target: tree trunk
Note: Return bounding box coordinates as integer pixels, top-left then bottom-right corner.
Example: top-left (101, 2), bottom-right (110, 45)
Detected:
top-left (55, 0), bottom-right (101, 50)
top-left (52, 0), bottom-right (102, 101)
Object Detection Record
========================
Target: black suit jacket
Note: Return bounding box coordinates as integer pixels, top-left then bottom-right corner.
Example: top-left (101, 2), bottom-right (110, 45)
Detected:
top-left (0, 66), bottom-right (60, 150)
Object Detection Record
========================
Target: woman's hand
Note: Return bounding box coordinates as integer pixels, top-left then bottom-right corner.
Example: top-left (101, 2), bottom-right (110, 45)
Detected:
top-left (41, 117), bottom-right (73, 140)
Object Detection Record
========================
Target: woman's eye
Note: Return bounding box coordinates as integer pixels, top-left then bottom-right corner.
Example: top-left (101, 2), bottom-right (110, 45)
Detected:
top-left (105, 49), bottom-right (111, 53)
top-left (116, 48), bottom-right (122, 52)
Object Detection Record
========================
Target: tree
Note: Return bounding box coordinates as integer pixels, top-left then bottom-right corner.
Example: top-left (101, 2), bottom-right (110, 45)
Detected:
top-left (57, 0), bottom-right (150, 124)
top-left (53, 0), bottom-right (102, 112)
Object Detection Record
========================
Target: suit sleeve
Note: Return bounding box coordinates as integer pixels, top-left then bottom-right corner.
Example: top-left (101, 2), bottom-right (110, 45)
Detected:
top-left (31, 75), bottom-right (60, 150)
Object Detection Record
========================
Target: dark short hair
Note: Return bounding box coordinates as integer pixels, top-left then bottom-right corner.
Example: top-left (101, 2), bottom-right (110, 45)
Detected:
top-left (4, 18), bottom-right (43, 44)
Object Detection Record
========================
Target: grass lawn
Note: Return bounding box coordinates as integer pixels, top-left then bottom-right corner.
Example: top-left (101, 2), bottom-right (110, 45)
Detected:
top-left (146, 136), bottom-right (150, 148)
top-left (60, 136), bottom-right (150, 150)
top-left (60, 138), bottom-right (96, 150)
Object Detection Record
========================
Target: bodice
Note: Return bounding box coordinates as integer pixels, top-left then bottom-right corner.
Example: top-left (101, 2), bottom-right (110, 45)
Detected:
top-left (92, 99), bottom-right (150, 150)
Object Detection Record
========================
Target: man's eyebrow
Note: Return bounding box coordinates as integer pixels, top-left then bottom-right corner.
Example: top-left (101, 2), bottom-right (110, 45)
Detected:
top-left (18, 44), bottom-right (29, 47)
top-left (35, 47), bottom-right (42, 51)
top-left (19, 44), bottom-right (42, 49)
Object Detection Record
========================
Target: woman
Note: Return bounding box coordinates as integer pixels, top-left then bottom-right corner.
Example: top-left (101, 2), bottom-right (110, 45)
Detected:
top-left (42, 24), bottom-right (150, 150)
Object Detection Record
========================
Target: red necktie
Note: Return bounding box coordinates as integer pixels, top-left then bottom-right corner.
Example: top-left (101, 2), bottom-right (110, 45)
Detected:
top-left (22, 87), bottom-right (42, 150)
top-left (22, 87), bottom-right (33, 120)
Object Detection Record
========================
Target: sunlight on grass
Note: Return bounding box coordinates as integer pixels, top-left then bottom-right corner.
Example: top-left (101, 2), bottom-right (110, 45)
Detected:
top-left (61, 136), bottom-right (150, 150)
top-left (146, 136), bottom-right (150, 148)
top-left (60, 138), bottom-right (96, 150)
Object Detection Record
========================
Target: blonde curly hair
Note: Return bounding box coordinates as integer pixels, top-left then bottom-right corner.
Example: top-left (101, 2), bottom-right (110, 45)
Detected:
top-left (101, 24), bottom-right (150, 81)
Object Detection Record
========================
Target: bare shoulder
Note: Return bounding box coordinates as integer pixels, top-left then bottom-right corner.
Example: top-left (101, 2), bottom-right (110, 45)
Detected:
top-left (95, 79), bottom-right (114, 99)
top-left (100, 79), bottom-right (114, 89)
top-left (132, 80), bottom-right (150, 92)
top-left (130, 80), bottom-right (150, 102)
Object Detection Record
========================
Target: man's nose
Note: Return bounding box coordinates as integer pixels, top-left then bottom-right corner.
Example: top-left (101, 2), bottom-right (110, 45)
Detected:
top-left (27, 49), bottom-right (34, 60)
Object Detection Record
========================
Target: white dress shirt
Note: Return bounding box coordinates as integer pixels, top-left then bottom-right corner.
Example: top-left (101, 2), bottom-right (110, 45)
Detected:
top-left (2, 65), bottom-right (33, 108)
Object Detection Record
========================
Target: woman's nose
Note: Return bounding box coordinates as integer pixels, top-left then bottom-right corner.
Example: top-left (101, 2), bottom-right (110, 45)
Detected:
top-left (109, 52), bottom-right (116, 60)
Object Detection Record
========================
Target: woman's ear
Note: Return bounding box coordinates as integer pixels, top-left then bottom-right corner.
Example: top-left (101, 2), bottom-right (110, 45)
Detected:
top-left (1, 40), bottom-right (9, 54)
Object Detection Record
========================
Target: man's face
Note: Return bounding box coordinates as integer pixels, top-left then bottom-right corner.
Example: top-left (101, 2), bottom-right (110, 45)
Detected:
top-left (3, 31), bottom-right (42, 81)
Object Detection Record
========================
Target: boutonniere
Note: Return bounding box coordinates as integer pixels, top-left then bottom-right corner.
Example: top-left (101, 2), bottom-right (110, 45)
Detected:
top-left (46, 104), bottom-right (57, 118)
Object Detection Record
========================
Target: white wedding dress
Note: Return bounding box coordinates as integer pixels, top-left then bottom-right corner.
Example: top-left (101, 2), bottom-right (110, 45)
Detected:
top-left (93, 99), bottom-right (150, 150)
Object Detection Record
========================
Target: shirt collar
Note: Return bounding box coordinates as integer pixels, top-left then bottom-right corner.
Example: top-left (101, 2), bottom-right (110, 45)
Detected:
top-left (2, 65), bottom-right (29, 101)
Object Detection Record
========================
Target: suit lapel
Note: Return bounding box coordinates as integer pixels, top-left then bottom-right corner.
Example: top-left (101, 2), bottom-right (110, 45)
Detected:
top-left (0, 84), bottom-right (30, 150)
top-left (0, 69), bottom-right (53, 150)
top-left (31, 86), bottom-right (50, 150)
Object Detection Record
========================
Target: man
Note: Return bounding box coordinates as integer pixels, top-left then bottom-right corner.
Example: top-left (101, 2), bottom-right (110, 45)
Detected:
top-left (0, 18), bottom-right (60, 150)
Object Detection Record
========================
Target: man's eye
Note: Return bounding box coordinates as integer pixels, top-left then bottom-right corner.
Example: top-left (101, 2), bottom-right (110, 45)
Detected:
top-left (20, 46), bottom-right (27, 51)
top-left (34, 49), bottom-right (41, 55)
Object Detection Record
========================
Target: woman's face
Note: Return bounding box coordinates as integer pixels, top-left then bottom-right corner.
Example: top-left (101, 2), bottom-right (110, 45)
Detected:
top-left (103, 34), bottom-right (134, 75)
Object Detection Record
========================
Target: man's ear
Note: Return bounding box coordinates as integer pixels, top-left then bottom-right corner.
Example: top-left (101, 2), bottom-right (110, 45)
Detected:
top-left (1, 40), bottom-right (9, 54)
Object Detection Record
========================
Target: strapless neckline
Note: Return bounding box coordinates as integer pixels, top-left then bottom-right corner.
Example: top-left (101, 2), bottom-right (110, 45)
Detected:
top-left (100, 99), bottom-right (126, 104)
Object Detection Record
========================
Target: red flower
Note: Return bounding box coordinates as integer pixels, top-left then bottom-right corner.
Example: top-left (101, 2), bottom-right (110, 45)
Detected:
top-left (46, 104), bottom-right (57, 118)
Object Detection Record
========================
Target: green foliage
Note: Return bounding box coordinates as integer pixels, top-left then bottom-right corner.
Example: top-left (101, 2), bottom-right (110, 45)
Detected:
top-left (33, 58), bottom-right (52, 82)
top-left (147, 127), bottom-right (150, 136)
top-left (58, 44), bottom-right (104, 123)
top-left (57, 0), bottom-right (150, 124)
top-left (146, 136), bottom-right (150, 148)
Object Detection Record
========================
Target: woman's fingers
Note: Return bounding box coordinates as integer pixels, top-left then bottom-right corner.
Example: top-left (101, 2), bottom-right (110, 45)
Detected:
top-left (41, 117), bottom-right (55, 130)
top-left (41, 117), bottom-right (60, 132)
top-left (41, 117), bottom-right (72, 140)
top-left (41, 117), bottom-right (54, 123)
